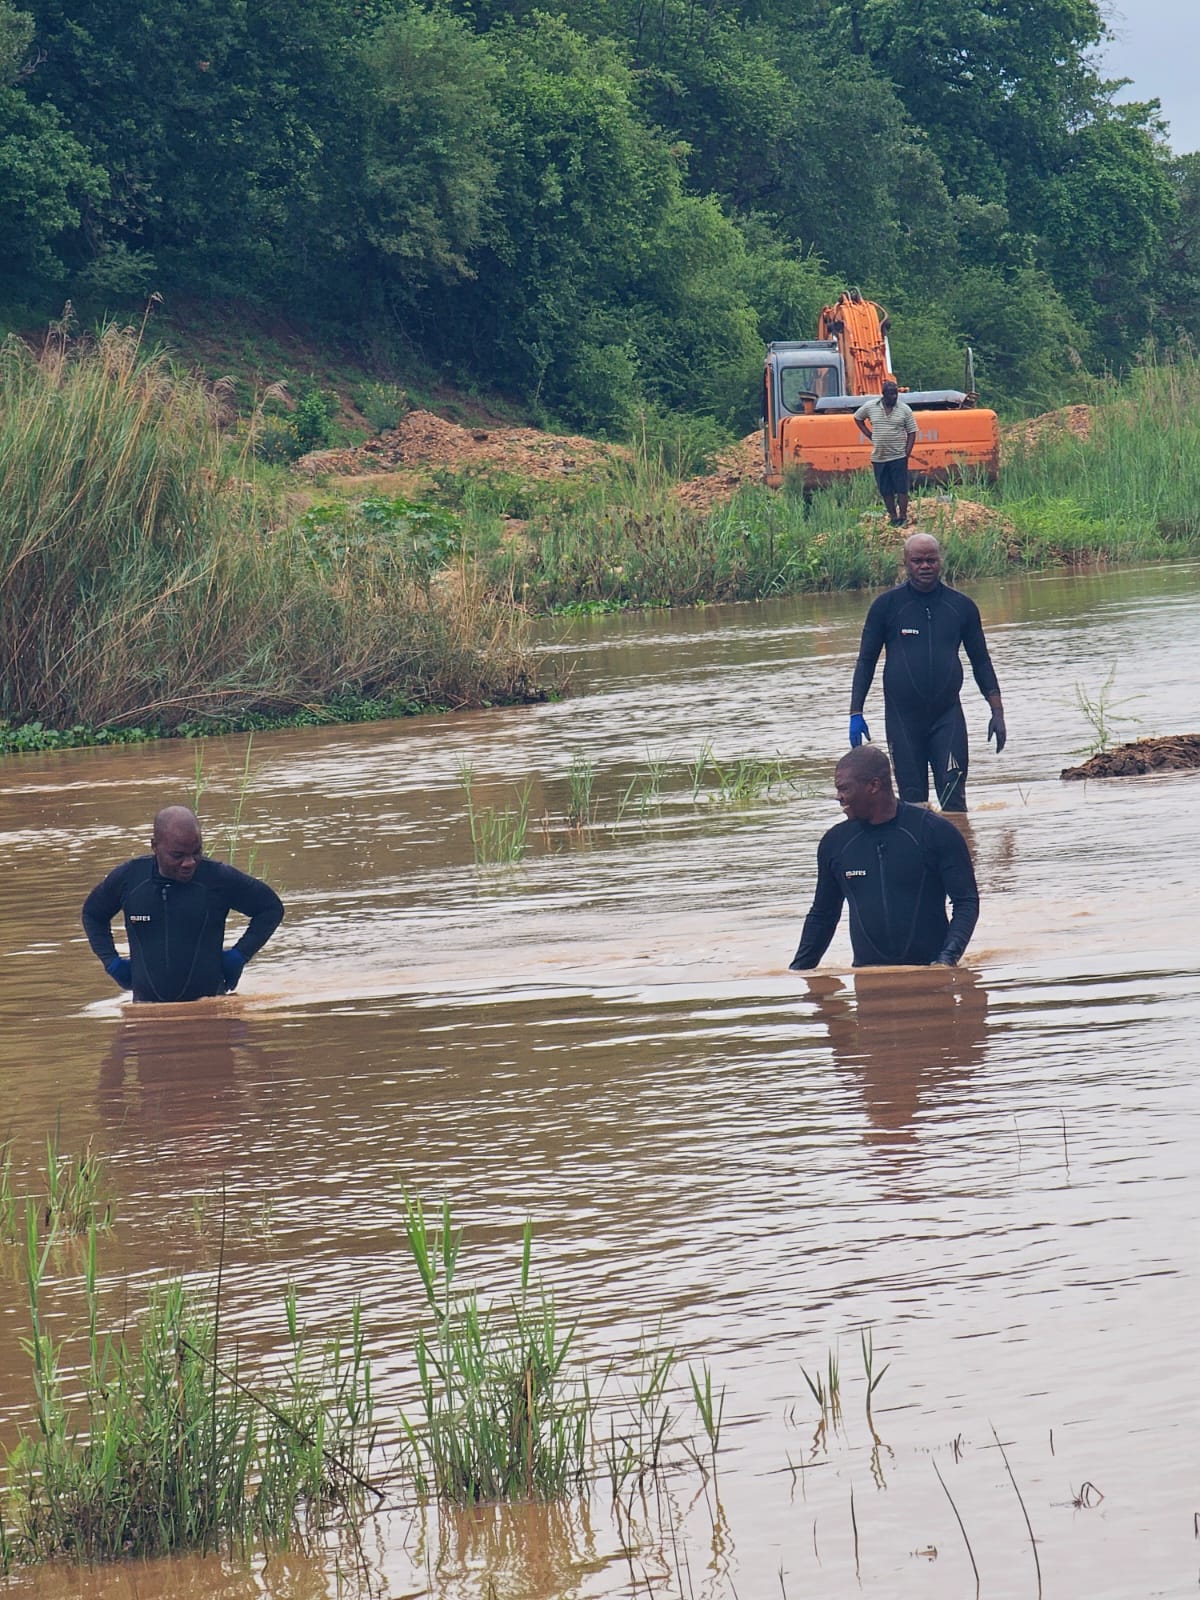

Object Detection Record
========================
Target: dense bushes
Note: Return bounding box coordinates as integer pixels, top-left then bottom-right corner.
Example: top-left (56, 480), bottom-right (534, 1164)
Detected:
top-left (0, 0), bottom-right (1193, 430)
top-left (0, 329), bottom-right (540, 729)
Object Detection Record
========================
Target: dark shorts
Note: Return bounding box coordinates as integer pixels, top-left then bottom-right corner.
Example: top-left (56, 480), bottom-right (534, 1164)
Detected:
top-left (872, 458), bottom-right (909, 497)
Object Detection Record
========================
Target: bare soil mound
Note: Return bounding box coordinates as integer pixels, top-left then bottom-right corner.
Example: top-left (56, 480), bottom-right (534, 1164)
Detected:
top-left (676, 431), bottom-right (763, 511)
top-left (1003, 404), bottom-right (1093, 453)
top-left (296, 410), bottom-right (627, 480)
top-left (1061, 735), bottom-right (1200, 780)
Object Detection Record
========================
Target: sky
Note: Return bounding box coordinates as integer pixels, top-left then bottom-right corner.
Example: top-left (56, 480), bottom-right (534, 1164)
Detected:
top-left (1103, 0), bottom-right (1200, 153)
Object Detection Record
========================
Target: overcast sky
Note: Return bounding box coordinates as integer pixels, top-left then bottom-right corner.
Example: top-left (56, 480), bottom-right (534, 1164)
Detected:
top-left (1103, 0), bottom-right (1200, 153)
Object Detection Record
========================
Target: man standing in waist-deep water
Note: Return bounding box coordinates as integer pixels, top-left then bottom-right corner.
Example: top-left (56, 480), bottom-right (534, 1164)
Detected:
top-left (82, 805), bottom-right (283, 1002)
top-left (788, 747), bottom-right (979, 970)
top-left (848, 532), bottom-right (1006, 812)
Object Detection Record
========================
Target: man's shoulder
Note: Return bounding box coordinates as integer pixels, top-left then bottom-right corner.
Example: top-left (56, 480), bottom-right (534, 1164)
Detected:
top-left (198, 858), bottom-right (266, 889)
top-left (901, 803), bottom-right (970, 851)
top-left (819, 817), bottom-right (862, 854)
top-left (936, 582), bottom-right (980, 615)
top-left (111, 855), bottom-right (154, 885)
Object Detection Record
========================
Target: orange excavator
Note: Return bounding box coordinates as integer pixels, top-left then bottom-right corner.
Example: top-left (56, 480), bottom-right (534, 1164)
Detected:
top-left (762, 289), bottom-right (999, 489)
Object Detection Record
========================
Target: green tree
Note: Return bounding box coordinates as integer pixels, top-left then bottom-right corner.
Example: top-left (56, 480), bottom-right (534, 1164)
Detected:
top-left (357, 6), bottom-right (502, 297)
top-left (0, 2), bottom-right (103, 287)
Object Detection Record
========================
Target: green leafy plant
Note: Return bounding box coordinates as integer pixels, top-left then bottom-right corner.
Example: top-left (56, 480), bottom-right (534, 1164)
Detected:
top-left (355, 381), bottom-right (409, 433)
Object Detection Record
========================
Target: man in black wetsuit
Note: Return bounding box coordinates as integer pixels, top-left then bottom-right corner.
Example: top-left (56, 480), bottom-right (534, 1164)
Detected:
top-left (82, 806), bottom-right (283, 1002)
top-left (848, 533), bottom-right (1006, 812)
top-left (788, 746), bottom-right (979, 969)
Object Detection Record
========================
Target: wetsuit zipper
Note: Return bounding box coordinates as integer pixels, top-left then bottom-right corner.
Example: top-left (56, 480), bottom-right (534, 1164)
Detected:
top-left (161, 883), bottom-right (170, 973)
top-left (925, 601), bottom-right (933, 697)
top-left (876, 838), bottom-right (891, 952)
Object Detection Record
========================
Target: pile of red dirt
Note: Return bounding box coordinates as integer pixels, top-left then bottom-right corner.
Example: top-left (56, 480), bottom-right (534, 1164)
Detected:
top-left (1061, 735), bottom-right (1200, 780)
top-left (296, 410), bottom-right (626, 479)
top-left (676, 431), bottom-right (763, 511)
top-left (1002, 404), bottom-right (1094, 453)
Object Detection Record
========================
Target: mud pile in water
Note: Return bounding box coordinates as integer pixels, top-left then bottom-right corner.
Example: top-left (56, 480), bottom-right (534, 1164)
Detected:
top-left (1061, 735), bottom-right (1200, 779)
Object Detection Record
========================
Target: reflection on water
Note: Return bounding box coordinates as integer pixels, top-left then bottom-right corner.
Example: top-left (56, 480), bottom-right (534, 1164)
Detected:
top-left (802, 968), bottom-right (989, 1150)
top-left (0, 563), bottom-right (1199, 1599)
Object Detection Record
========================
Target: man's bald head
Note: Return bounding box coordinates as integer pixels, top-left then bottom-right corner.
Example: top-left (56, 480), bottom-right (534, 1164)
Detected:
top-left (834, 745), bottom-right (896, 823)
top-left (903, 531), bottom-right (942, 591)
top-left (151, 806), bottom-right (203, 882)
top-left (835, 745), bottom-right (893, 788)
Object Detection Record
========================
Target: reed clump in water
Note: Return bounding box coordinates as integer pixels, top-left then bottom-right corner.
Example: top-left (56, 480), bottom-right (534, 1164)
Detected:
top-left (0, 323), bottom-right (540, 733)
top-left (0, 1209), bottom-right (376, 1568)
top-left (399, 1195), bottom-right (589, 1503)
top-left (397, 1198), bottom-right (729, 1507)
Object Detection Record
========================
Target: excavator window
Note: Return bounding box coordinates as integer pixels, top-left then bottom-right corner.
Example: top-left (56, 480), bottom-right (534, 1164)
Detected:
top-left (780, 364), bottom-right (840, 410)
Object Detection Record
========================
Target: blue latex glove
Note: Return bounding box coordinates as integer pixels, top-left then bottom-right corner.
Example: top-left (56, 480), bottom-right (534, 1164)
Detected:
top-left (221, 948), bottom-right (246, 991)
top-left (849, 714), bottom-right (871, 748)
top-left (987, 711), bottom-right (1007, 752)
top-left (105, 956), bottom-right (132, 989)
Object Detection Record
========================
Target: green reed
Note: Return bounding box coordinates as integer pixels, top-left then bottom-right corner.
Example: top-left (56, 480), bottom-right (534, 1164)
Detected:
top-left (694, 745), bottom-right (794, 806)
top-left (457, 762), bottom-right (532, 865)
top-left (860, 1327), bottom-right (888, 1429)
top-left (40, 1132), bottom-right (113, 1237)
top-left (615, 751), bottom-right (668, 821)
top-left (398, 1195), bottom-right (589, 1504)
top-left (0, 1139), bottom-right (14, 1244)
top-left (603, 1335), bottom-right (678, 1496)
top-left (565, 754), bottom-right (596, 827)
top-left (1072, 664), bottom-right (1142, 755)
top-left (1, 1207), bottom-right (376, 1568)
top-left (688, 1361), bottom-right (725, 1465)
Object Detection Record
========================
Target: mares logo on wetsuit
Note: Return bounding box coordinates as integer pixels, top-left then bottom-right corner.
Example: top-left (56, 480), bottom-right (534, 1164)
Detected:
top-left (129, 914), bottom-right (152, 922)
top-left (845, 869), bottom-right (868, 878)
top-left (901, 627), bottom-right (920, 636)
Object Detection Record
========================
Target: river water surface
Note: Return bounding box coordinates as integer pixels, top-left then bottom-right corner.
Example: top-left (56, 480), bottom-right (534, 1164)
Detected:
top-left (1, 562), bottom-right (1198, 1599)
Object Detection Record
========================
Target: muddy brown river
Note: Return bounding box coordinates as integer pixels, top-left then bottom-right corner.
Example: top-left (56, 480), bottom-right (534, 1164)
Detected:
top-left (1, 562), bottom-right (1198, 1599)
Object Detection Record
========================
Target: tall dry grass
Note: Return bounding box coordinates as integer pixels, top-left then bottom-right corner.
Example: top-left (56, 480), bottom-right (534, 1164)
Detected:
top-left (0, 326), bottom-right (539, 730)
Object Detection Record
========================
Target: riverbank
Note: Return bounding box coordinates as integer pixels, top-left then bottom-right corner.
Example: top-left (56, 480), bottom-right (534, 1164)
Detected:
top-left (3, 333), bottom-right (1196, 755)
top-left (302, 355), bottom-right (1200, 613)
top-left (0, 327), bottom-right (544, 752)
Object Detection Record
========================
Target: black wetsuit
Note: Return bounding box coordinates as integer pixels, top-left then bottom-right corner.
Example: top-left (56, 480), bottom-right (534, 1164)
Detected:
top-left (82, 857), bottom-right (283, 1003)
top-left (850, 580), bottom-right (1000, 811)
top-left (789, 802), bottom-right (979, 969)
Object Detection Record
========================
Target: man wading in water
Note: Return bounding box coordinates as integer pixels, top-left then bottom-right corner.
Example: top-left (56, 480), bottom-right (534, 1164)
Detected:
top-left (788, 746), bottom-right (979, 970)
top-left (82, 806), bottom-right (283, 1002)
top-left (848, 533), bottom-right (1006, 813)
top-left (855, 379), bottom-right (917, 527)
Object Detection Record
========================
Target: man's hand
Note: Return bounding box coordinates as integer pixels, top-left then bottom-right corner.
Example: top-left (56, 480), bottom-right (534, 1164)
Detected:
top-left (931, 955), bottom-right (958, 967)
top-left (987, 710), bottom-right (1007, 752)
top-left (849, 714), bottom-right (871, 748)
top-left (221, 948), bottom-right (246, 991)
top-left (105, 956), bottom-right (132, 989)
